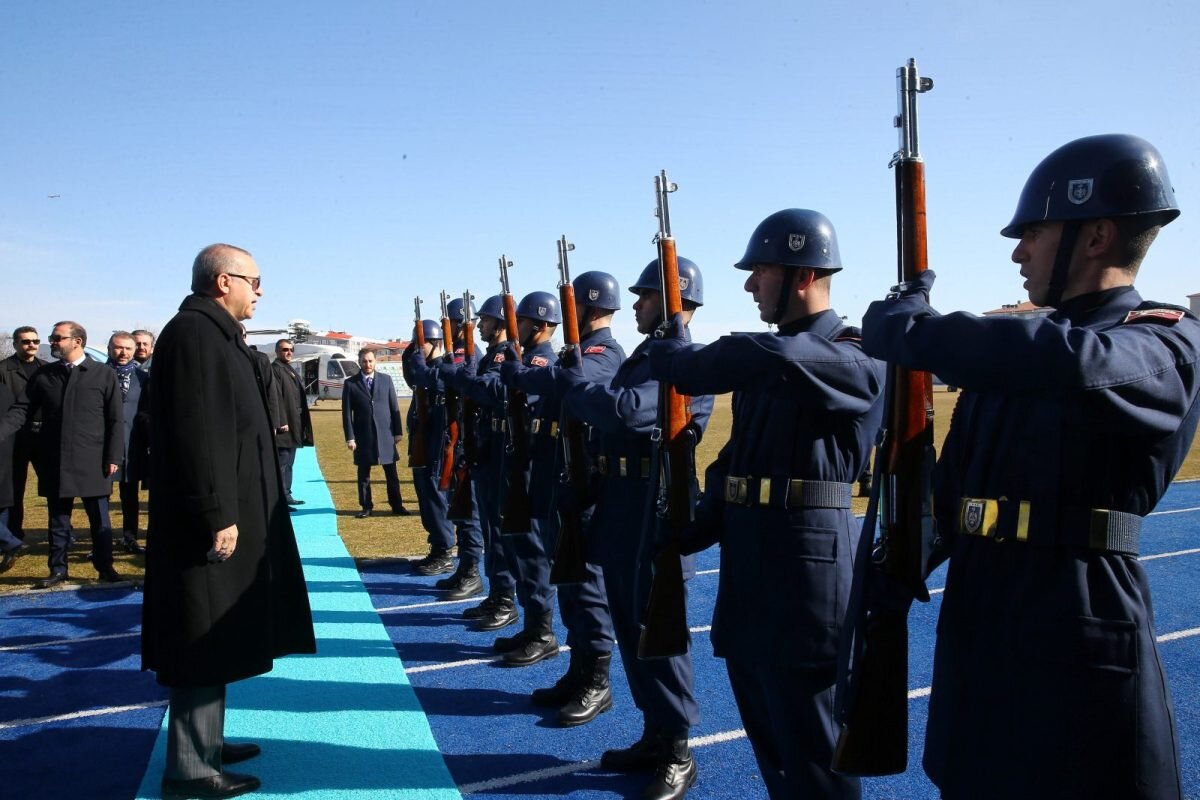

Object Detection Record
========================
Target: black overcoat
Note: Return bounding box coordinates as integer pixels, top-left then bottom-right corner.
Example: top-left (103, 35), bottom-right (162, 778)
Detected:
top-left (269, 359), bottom-right (313, 449)
top-left (141, 295), bottom-right (315, 688)
top-left (0, 356), bottom-right (124, 498)
top-left (0, 382), bottom-right (16, 508)
top-left (341, 370), bottom-right (403, 466)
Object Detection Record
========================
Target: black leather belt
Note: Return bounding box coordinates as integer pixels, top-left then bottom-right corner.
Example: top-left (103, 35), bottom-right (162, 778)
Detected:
top-left (723, 475), bottom-right (853, 509)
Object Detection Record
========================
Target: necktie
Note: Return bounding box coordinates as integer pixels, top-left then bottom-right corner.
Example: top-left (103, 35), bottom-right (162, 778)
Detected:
top-left (119, 372), bottom-right (130, 399)
top-left (366, 376), bottom-right (374, 394)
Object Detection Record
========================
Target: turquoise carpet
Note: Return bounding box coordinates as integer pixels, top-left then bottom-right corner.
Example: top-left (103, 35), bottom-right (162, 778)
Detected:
top-left (136, 448), bottom-right (461, 799)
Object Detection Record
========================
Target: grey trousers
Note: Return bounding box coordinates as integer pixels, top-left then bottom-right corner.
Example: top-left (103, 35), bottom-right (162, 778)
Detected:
top-left (166, 684), bottom-right (226, 780)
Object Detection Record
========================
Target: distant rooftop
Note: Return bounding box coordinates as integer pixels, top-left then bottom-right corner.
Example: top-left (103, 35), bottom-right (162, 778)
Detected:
top-left (982, 301), bottom-right (1049, 317)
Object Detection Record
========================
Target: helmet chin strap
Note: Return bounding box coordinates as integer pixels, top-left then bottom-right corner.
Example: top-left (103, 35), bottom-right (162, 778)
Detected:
top-left (1045, 221), bottom-right (1081, 308)
top-left (771, 268), bottom-right (815, 325)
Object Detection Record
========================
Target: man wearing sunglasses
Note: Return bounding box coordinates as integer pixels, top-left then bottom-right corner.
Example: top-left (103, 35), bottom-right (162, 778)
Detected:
top-left (269, 338), bottom-right (313, 507)
top-left (0, 326), bottom-right (48, 541)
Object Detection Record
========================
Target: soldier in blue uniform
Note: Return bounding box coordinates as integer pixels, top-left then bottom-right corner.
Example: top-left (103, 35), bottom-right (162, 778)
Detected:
top-left (403, 319), bottom-right (457, 577)
top-left (862, 134), bottom-right (1195, 800)
top-left (435, 296), bottom-right (487, 602)
top-left (504, 271), bottom-right (625, 724)
top-left (451, 295), bottom-right (520, 631)
top-left (564, 258), bottom-right (713, 800)
top-left (648, 211), bottom-right (883, 799)
top-left (490, 291), bottom-right (564, 666)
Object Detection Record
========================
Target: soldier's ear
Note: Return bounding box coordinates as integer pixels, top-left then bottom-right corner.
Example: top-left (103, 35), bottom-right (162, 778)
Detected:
top-left (1082, 218), bottom-right (1119, 260)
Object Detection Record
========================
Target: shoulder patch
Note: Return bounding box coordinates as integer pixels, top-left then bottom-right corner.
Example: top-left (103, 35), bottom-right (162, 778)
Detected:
top-left (530, 355), bottom-right (550, 367)
top-left (493, 353), bottom-right (506, 363)
top-left (834, 325), bottom-right (864, 343)
top-left (1123, 308), bottom-right (1185, 326)
top-left (584, 345), bottom-right (606, 355)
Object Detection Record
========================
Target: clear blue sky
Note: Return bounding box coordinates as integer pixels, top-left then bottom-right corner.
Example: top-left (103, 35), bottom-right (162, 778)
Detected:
top-left (2, 1), bottom-right (1197, 354)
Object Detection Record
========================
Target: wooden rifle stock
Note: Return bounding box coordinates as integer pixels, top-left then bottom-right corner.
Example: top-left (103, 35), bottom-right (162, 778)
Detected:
top-left (638, 171), bottom-right (692, 660)
top-left (449, 291), bottom-right (477, 521)
top-left (438, 292), bottom-right (461, 491)
top-left (498, 256), bottom-right (533, 534)
top-left (833, 58), bottom-right (936, 777)
top-left (409, 297), bottom-right (430, 469)
top-left (550, 236), bottom-right (591, 586)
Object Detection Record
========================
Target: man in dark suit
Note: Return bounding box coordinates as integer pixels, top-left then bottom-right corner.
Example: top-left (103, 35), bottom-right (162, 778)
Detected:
top-left (342, 348), bottom-right (408, 518)
top-left (142, 243), bottom-right (315, 799)
top-left (131, 329), bottom-right (155, 370)
top-left (0, 326), bottom-right (48, 540)
top-left (269, 339), bottom-right (313, 507)
top-left (0, 377), bottom-right (26, 572)
top-left (0, 321), bottom-right (124, 588)
top-left (107, 331), bottom-right (150, 554)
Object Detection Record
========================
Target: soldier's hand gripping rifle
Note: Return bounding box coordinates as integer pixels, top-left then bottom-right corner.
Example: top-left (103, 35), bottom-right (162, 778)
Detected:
top-left (833, 57), bottom-right (937, 777)
top-left (550, 235), bottom-right (591, 586)
top-left (409, 296), bottom-right (430, 470)
top-left (448, 290), bottom-right (478, 520)
top-left (638, 170), bottom-right (693, 660)
top-left (498, 255), bottom-right (534, 534)
top-left (438, 291), bottom-right (461, 492)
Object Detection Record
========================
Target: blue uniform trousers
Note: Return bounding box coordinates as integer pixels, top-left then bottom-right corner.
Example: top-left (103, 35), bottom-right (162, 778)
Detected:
top-left (502, 514), bottom-right (556, 620)
top-left (557, 559), bottom-right (614, 656)
top-left (412, 466), bottom-right (455, 552)
top-left (47, 495), bottom-right (113, 575)
top-left (474, 464), bottom-right (513, 595)
top-left (602, 560), bottom-right (698, 738)
top-left (726, 657), bottom-right (860, 800)
top-left (452, 480), bottom-right (483, 569)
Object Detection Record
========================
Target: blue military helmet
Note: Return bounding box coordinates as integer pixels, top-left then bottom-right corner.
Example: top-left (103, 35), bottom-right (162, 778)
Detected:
top-left (477, 294), bottom-right (505, 321)
top-left (446, 296), bottom-right (478, 322)
top-left (515, 291), bottom-right (562, 324)
top-left (628, 257), bottom-right (704, 306)
top-left (734, 209), bottom-right (842, 272)
top-left (413, 318), bottom-right (442, 341)
top-left (573, 270), bottom-right (621, 311)
top-left (1001, 134), bottom-right (1181, 238)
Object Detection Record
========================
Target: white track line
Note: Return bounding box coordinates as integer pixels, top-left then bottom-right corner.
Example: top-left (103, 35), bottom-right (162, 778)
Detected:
top-left (460, 625), bottom-right (1200, 794)
top-left (0, 700), bottom-right (168, 731)
top-left (1150, 505), bottom-right (1200, 516)
top-left (0, 631), bottom-right (139, 653)
top-left (376, 597), bottom-right (476, 613)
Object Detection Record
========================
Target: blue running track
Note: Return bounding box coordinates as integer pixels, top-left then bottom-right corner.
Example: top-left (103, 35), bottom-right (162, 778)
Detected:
top-left (1, 452), bottom-right (1197, 799)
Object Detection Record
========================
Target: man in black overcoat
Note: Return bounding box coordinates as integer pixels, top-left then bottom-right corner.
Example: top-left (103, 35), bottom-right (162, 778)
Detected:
top-left (0, 321), bottom-right (124, 588)
top-left (141, 243), bottom-right (316, 799)
top-left (341, 348), bottom-right (407, 517)
top-left (269, 338), bottom-right (313, 506)
top-left (0, 325), bottom-right (48, 539)
top-left (0, 379), bottom-right (26, 571)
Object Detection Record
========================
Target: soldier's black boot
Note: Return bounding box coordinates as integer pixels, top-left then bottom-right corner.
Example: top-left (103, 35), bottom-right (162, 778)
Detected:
top-left (414, 547), bottom-right (455, 577)
top-left (477, 594), bottom-right (519, 632)
top-left (434, 561), bottom-right (466, 590)
top-left (531, 648), bottom-right (583, 707)
top-left (441, 563), bottom-right (483, 601)
top-left (600, 725), bottom-right (664, 772)
top-left (502, 611), bottom-right (559, 667)
top-left (557, 652), bottom-right (613, 726)
top-left (641, 736), bottom-right (696, 800)
top-left (463, 588), bottom-right (499, 619)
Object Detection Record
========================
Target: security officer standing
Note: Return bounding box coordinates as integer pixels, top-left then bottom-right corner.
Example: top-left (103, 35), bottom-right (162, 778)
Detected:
top-left (492, 290), bottom-right (563, 666)
top-left (270, 339), bottom-right (314, 507)
top-left (404, 319), bottom-right (457, 576)
top-left (0, 327), bottom-right (47, 541)
top-left (435, 296), bottom-right (487, 602)
top-left (505, 271), bottom-right (625, 723)
top-left (451, 295), bottom-right (520, 630)
top-left (862, 134), bottom-right (1194, 800)
top-left (648, 211), bottom-right (883, 799)
top-left (564, 259), bottom-right (712, 799)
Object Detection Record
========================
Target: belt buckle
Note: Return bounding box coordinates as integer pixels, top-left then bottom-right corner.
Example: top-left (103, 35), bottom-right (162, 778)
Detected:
top-left (725, 476), bottom-right (748, 505)
top-left (619, 457), bottom-right (628, 477)
top-left (530, 419), bottom-right (542, 434)
top-left (598, 456), bottom-right (608, 475)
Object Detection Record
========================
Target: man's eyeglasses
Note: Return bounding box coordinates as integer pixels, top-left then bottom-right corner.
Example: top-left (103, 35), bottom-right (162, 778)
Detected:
top-left (48, 334), bottom-right (78, 343)
top-left (18, 338), bottom-right (40, 345)
top-left (227, 273), bottom-right (262, 291)
top-left (279, 348), bottom-right (294, 353)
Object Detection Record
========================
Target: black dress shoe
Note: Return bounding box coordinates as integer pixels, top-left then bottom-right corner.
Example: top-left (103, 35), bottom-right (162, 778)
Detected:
top-left (0, 545), bottom-right (26, 574)
top-left (221, 741), bottom-right (261, 765)
top-left (392, 507), bottom-right (412, 516)
top-left (161, 771), bottom-right (261, 799)
top-left (35, 573), bottom-right (69, 590)
top-left (123, 538), bottom-right (145, 555)
top-left (287, 498), bottom-right (306, 506)
top-left (97, 568), bottom-right (124, 583)
top-left (355, 509), bottom-right (372, 519)
top-left (476, 599), bottom-right (519, 631)
top-left (414, 553), bottom-right (455, 576)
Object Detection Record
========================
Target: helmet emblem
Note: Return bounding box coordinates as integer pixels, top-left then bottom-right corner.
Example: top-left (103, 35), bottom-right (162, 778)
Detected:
top-left (538, 305), bottom-right (548, 316)
top-left (963, 500), bottom-right (985, 534)
top-left (678, 277), bottom-right (690, 291)
top-left (1067, 179), bottom-right (1093, 205)
top-left (588, 289), bottom-right (600, 301)
top-left (788, 233), bottom-right (806, 252)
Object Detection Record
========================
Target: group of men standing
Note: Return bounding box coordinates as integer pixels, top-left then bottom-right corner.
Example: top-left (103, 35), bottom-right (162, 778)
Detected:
top-left (0, 325), bottom-right (156, 585)
top-left (392, 133), bottom-right (1197, 800)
